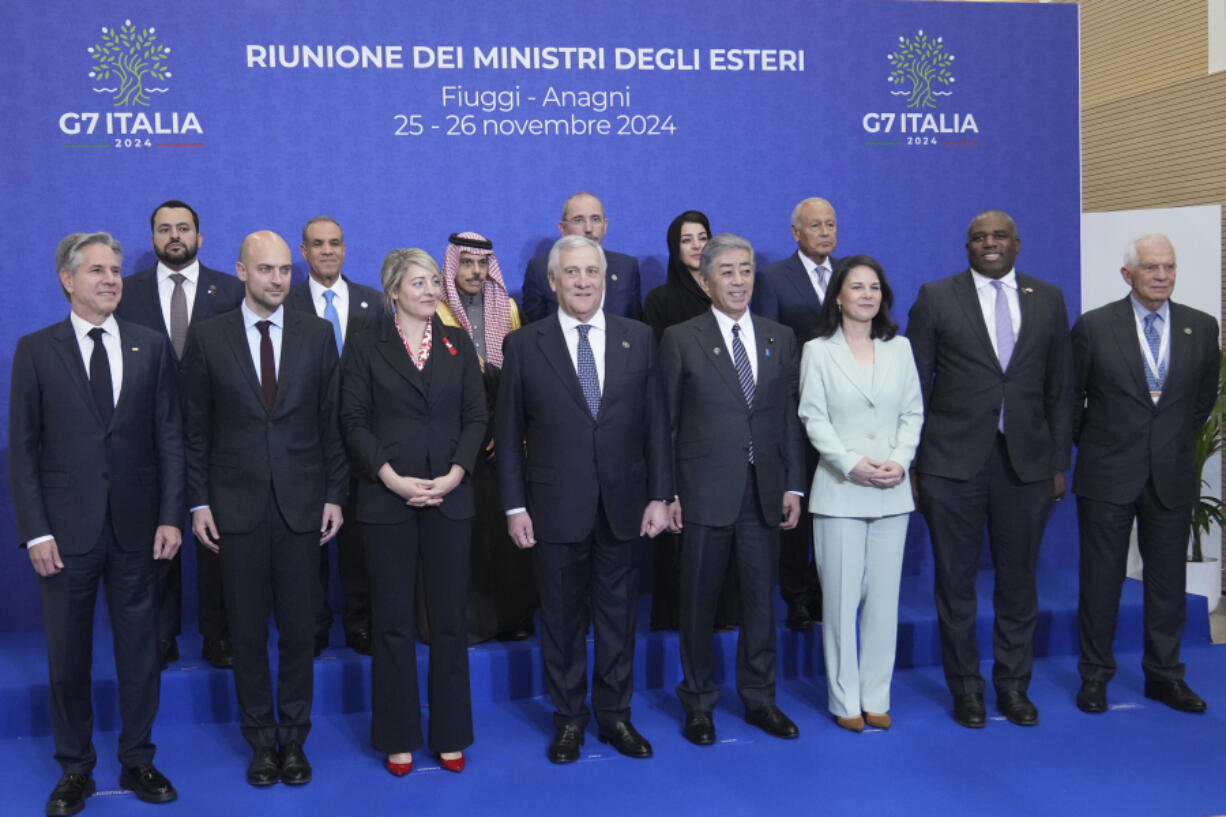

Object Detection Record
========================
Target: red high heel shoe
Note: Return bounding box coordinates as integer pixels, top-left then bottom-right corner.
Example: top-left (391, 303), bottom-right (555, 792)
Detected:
top-left (385, 756), bottom-right (414, 777)
top-left (437, 753), bottom-right (466, 773)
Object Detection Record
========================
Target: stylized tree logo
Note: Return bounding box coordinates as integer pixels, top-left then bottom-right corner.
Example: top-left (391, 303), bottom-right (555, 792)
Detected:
top-left (887, 30), bottom-right (955, 109)
top-left (87, 20), bottom-right (171, 108)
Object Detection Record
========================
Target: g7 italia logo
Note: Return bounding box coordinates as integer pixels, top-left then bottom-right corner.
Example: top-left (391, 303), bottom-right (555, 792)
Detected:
top-left (862, 30), bottom-right (978, 147)
top-left (60, 19), bottom-right (203, 148)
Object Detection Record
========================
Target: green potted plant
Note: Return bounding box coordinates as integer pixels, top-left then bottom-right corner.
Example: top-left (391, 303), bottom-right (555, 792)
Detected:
top-left (1189, 348), bottom-right (1226, 562)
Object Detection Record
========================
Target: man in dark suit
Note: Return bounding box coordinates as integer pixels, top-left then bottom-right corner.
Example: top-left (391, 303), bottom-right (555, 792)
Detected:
top-left (10, 232), bottom-right (182, 814)
top-left (115, 199), bottom-right (245, 670)
top-left (907, 210), bottom-right (1073, 728)
top-left (1072, 233), bottom-right (1219, 715)
top-left (285, 215), bottom-right (382, 657)
top-left (497, 235), bottom-right (671, 763)
top-left (182, 230), bottom-right (348, 786)
top-left (662, 233), bottom-right (806, 746)
top-left (520, 192), bottom-right (642, 322)
top-left (751, 197), bottom-right (838, 631)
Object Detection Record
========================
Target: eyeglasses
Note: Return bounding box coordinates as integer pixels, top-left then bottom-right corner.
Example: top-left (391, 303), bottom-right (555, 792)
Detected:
top-left (564, 215), bottom-right (605, 227)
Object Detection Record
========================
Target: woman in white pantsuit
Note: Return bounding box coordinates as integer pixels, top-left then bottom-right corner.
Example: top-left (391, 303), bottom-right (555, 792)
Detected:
top-left (797, 255), bottom-right (923, 732)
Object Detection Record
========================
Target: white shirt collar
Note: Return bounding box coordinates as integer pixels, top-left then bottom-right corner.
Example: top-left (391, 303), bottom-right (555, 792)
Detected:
top-left (1129, 295), bottom-right (1170, 323)
top-left (70, 310), bottom-right (119, 340)
top-left (157, 259), bottom-right (200, 285)
top-left (971, 268), bottom-right (1018, 291)
top-left (711, 306), bottom-right (752, 336)
top-left (241, 300), bottom-right (284, 329)
top-left (557, 308), bottom-right (606, 334)
top-left (798, 251), bottom-right (831, 277)
top-left (308, 274), bottom-right (348, 304)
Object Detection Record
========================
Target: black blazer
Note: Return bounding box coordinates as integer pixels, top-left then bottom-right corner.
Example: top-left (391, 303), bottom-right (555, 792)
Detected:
top-left (340, 316), bottom-right (486, 523)
top-left (115, 264), bottom-right (245, 361)
top-left (1072, 297), bottom-right (1220, 508)
top-left (660, 311), bottom-right (806, 527)
top-left (752, 251), bottom-right (839, 346)
top-left (283, 275), bottom-right (387, 344)
top-left (520, 250), bottom-right (643, 323)
top-left (907, 269), bottom-right (1073, 483)
top-left (9, 318), bottom-right (184, 553)
top-left (181, 308), bottom-right (348, 535)
top-left (496, 313), bottom-right (672, 543)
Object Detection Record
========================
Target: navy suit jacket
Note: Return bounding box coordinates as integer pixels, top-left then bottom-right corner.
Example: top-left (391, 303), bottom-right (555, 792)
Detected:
top-left (660, 311), bottom-right (806, 527)
top-left (520, 249), bottom-right (642, 323)
top-left (9, 318), bottom-right (184, 553)
top-left (907, 269), bottom-right (1073, 483)
top-left (496, 312), bottom-right (671, 543)
top-left (182, 308), bottom-right (348, 535)
top-left (115, 264), bottom-right (245, 362)
top-left (1072, 297), bottom-right (1219, 508)
top-left (283, 275), bottom-right (387, 346)
top-left (341, 316), bottom-right (486, 523)
top-left (752, 251), bottom-right (839, 346)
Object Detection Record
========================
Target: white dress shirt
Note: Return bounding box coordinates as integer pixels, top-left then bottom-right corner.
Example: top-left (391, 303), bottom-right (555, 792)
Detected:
top-left (971, 268), bottom-right (1022, 360)
top-left (308, 275), bottom-right (350, 340)
top-left (557, 308), bottom-right (606, 393)
top-left (157, 259), bottom-right (200, 331)
top-left (241, 301), bottom-right (284, 382)
top-left (798, 252), bottom-right (833, 303)
top-left (711, 306), bottom-right (758, 382)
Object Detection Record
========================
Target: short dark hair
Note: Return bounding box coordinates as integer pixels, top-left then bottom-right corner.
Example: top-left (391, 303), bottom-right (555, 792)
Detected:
top-left (812, 254), bottom-right (898, 341)
top-left (150, 200), bottom-right (200, 232)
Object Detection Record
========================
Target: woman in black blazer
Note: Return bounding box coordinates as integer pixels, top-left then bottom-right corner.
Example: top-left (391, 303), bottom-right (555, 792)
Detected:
top-left (341, 248), bottom-right (486, 776)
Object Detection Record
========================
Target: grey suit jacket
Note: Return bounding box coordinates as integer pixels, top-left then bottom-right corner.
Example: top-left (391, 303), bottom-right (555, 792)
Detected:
top-left (660, 310), bottom-right (806, 528)
top-left (907, 269), bottom-right (1073, 483)
top-left (1072, 296), bottom-right (1220, 508)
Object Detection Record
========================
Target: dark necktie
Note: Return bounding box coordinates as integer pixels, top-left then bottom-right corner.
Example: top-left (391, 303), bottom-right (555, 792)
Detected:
top-left (731, 323), bottom-right (756, 463)
top-left (169, 272), bottom-right (188, 359)
top-left (87, 327), bottom-right (114, 426)
top-left (256, 320), bottom-right (277, 408)
top-left (576, 324), bottom-right (601, 419)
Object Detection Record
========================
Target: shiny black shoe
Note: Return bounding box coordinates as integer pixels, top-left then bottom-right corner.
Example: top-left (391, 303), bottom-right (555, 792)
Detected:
top-left (598, 720), bottom-right (653, 758)
top-left (682, 712), bottom-right (716, 746)
top-left (498, 620), bottom-right (535, 641)
top-left (158, 639), bottom-right (179, 671)
top-left (548, 723), bottom-right (584, 764)
top-left (119, 764), bottom-right (177, 804)
top-left (246, 747), bottom-right (280, 787)
top-left (202, 638), bottom-right (234, 670)
top-left (785, 603), bottom-right (814, 632)
top-left (996, 689), bottom-right (1039, 726)
top-left (1144, 678), bottom-right (1207, 713)
top-left (746, 705), bottom-right (800, 739)
top-left (278, 743), bottom-right (312, 785)
top-left (952, 692), bottom-right (986, 728)
top-left (1076, 680), bottom-right (1108, 713)
top-left (46, 773), bottom-right (94, 816)
top-left (344, 628), bottom-right (372, 656)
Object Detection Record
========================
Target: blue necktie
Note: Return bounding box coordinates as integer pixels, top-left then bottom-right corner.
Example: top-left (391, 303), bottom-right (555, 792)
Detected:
top-left (576, 324), bottom-right (601, 419)
top-left (323, 290), bottom-right (343, 355)
top-left (1143, 312), bottom-right (1166, 391)
top-left (732, 324), bottom-right (755, 463)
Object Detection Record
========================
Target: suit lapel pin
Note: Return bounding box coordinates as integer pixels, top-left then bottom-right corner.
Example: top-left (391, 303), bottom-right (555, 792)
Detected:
top-left (713, 346), bottom-right (721, 355)
top-left (611, 274), bottom-right (619, 281)
top-left (207, 284), bottom-right (217, 295)
top-left (360, 301), bottom-right (369, 309)
top-left (130, 346), bottom-right (139, 352)
top-left (1022, 287), bottom-right (1034, 294)
top-left (765, 348), bottom-right (771, 357)
top-left (1184, 327), bottom-right (1192, 335)
top-left (443, 337), bottom-right (458, 356)
top-left (622, 340), bottom-right (630, 348)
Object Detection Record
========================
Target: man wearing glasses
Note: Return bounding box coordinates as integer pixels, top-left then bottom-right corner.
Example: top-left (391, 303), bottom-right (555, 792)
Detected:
top-left (520, 191), bottom-right (643, 322)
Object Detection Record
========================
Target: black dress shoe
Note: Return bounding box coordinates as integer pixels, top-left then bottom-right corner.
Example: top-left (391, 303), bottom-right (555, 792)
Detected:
top-left (278, 743), bottom-right (312, 785)
top-left (548, 723), bottom-right (584, 764)
top-left (952, 692), bottom-right (986, 728)
top-left (785, 604), bottom-right (814, 632)
top-left (746, 705), bottom-right (800, 739)
top-left (997, 689), bottom-right (1039, 726)
top-left (1144, 678), bottom-right (1207, 713)
top-left (498, 620), bottom-right (535, 641)
top-left (46, 773), bottom-right (94, 816)
top-left (598, 720), bottom-right (653, 758)
top-left (1076, 680), bottom-right (1108, 713)
top-left (682, 712), bottom-right (716, 746)
top-left (313, 632), bottom-right (328, 658)
top-left (344, 629), bottom-right (372, 656)
top-left (202, 638), bottom-right (234, 670)
top-left (246, 747), bottom-right (280, 787)
top-left (158, 639), bottom-right (179, 671)
top-left (119, 764), bottom-right (177, 804)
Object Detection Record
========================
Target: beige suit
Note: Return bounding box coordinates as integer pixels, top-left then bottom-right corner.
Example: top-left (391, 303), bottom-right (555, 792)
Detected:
top-left (798, 328), bottom-right (923, 718)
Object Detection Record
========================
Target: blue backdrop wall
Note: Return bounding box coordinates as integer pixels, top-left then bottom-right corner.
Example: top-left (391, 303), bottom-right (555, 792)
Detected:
top-left (0, 0), bottom-right (1080, 632)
